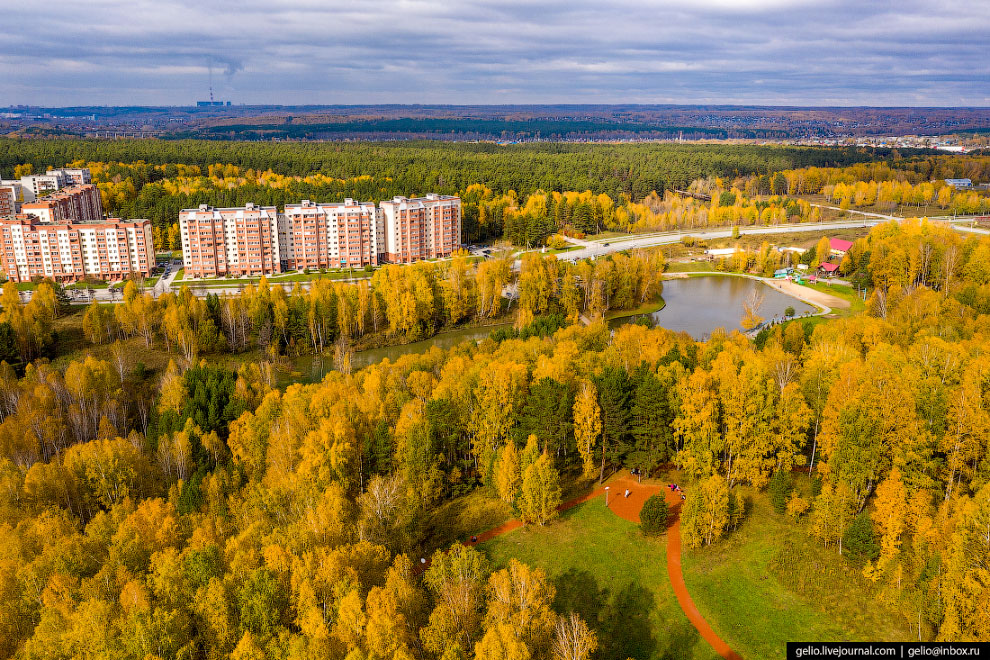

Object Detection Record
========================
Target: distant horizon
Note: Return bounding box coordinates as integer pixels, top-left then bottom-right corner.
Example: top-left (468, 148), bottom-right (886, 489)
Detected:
top-left (7, 103), bottom-right (990, 111)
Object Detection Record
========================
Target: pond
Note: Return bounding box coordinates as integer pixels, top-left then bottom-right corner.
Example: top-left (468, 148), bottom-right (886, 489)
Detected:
top-left (289, 276), bottom-right (816, 379)
top-left (612, 275), bottom-right (816, 340)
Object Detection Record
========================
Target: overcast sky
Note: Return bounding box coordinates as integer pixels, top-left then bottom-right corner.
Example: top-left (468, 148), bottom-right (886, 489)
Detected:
top-left (2, 0), bottom-right (989, 107)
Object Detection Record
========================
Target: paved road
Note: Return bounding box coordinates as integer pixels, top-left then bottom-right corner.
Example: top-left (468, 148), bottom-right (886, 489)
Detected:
top-left (553, 205), bottom-right (988, 263)
top-left (552, 219), bottom-right (876, 262)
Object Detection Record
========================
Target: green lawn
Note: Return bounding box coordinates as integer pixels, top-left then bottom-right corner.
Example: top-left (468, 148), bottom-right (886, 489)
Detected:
top-left (665, 261), bottom-right (714, 273)
top-left (681, 489), bottom-right (913, 659)
top-left (605, 298), bottom-right (666, 321)
top-left (545, 245), bottom-right (581, 254)
top-left (175, 270), bottom-right (373, 287)
top-left (65, 280), bottom-right (110, 290)
top-left (802, 281), bottom-right (866, 316)
top-left (481, 501), bottom-right (718, 660)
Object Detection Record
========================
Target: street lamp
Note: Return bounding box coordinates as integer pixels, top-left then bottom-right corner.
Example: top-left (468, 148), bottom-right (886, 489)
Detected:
top-left (604, 486), bottom-right (610, 506)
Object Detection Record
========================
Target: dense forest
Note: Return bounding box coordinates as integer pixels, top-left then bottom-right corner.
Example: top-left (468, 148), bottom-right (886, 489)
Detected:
top-left (0, 215), bottom-right (988, 657)
top-left (0, 139), bottom-right (880, 240)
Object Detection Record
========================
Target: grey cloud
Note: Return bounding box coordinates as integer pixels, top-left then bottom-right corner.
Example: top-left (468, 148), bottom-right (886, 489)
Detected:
top-left (0, 0), bottom-right (987, 105)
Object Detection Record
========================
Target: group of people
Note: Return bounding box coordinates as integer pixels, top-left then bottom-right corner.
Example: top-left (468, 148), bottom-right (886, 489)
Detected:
top-left (668, 483), bottom-right (686, 500)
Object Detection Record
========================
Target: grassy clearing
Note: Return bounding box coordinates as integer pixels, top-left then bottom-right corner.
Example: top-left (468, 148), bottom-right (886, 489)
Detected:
top-left (802, 281), bottom-right (865, 316)
top-left (481, 500), bottom-right (718, 660)
top-left (681, 488), bottom-right (913, 658)
top-left (65, 280), bottom-right (109, 290)
top-left (605, 298), bottom-right (666, 321)
top-left (665, 261), bottom-right (714, 273)
top-left (421, 489), bottom-right (513, 553)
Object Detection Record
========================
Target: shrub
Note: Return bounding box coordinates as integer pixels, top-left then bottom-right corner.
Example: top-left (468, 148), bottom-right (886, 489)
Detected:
top-left (640, 494), bottom-right (668, 536)
top-left (786, 493), bottom-right (810, 518)
top-left (843, 512), bottom-right (879, 561)
top-left (769, 470), bottom-right (793, 514)
top-left (785, 306), bottom-right (796, 318)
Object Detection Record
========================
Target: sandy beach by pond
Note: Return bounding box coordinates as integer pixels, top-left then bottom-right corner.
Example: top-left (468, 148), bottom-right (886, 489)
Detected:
top-left (763, 278), bottom-right (850, 311)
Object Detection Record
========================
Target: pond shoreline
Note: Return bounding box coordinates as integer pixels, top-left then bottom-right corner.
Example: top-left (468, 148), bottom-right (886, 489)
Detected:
top-left (290, 274), bottom-right (835, 377)
top-left (663, 271), bottom-right (849, 315)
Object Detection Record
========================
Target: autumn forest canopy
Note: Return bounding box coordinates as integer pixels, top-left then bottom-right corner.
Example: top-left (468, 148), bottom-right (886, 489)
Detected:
top-left (0, 141), bottom-right (989, 658)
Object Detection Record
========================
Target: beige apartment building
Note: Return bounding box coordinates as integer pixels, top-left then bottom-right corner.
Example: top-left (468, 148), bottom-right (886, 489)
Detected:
top-left (0, 215), bottom-right (153, 283)
top-left (379, 194), bottom-right (462, 263)
top-left (179, 203), bottom-right (281, 278)
top-left (281, 199), bottom-right (383, 270)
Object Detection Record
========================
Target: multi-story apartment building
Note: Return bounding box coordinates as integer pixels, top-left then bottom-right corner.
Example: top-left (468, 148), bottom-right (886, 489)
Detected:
top-left (378, 194), bottom-right (461, 263)
top-left (0, 184), bottom-right (17, 217)
top-left (0, 215), bottom-right (153, 283)
top-left (281, 198), bottom-right (383, 270)
top-left (20, 184), bottom-right (103, 224)
top-left (50, 168), bottom-right (92, 186)
top-left (1, 167), bottom-right (94, 208)
top-left (179, 203), bottom-right (281, 278)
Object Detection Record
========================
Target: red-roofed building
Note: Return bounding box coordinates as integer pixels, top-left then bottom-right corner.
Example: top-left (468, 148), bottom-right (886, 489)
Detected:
top-left (829, 238), bottom-right (853, 257)
top-left (820, 262), bottom-right (840, 274)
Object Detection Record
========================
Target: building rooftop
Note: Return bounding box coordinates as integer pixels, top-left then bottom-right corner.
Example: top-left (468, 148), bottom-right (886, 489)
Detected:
top-left (830, 238), bottom-right (853, 252)
top-left (2, 214), bottom-right (148, 227)
top-left (181, 203), bottom-right (277, 213)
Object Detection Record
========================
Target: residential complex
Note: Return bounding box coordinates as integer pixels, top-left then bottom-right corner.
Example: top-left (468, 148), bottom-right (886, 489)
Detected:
top-left (0, 215), bottom-right (154, 283)
top-left (179, 203), bottom-right (281, 278)
top-left (179, 194), bottom-right (461, 277)
top-left (0, 168), bottom-right (94, 207)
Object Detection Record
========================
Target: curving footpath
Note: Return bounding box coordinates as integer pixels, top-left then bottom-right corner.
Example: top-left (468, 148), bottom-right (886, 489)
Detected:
top-left (455, 476), bottom-right (742, 660)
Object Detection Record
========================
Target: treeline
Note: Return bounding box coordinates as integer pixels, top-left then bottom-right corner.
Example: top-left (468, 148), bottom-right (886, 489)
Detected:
top-left (762, 159), bottom-right (990, 215)
top-left (0, 138), bottom-right (878, 232)
top-left (79, 250), bottom-right (665, 362)
top-left (176, 117), bottom-right (737, 141)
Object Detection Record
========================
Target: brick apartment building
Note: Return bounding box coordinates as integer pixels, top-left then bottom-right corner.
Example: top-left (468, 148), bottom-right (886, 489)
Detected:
top-left (179, 203), bottom-right (282, 278)
top-left (0, 215), bottom-right (154, 283)
top-left (379, 194), bottom-right (462, 263)
top-left (0, 167), bottom-right (95, 212)
top-left (281, 199), bottom-right (383, 270)
top-left (20, 184), bottom-right (103, 224)
top-left (0, 185), bottom-right (17, 217)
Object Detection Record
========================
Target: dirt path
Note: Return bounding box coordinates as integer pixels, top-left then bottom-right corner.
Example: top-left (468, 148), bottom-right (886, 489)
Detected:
top-left (602, 477), bottom-right (742, 660)
top-left (451, 476), bottom-right (742, 660)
